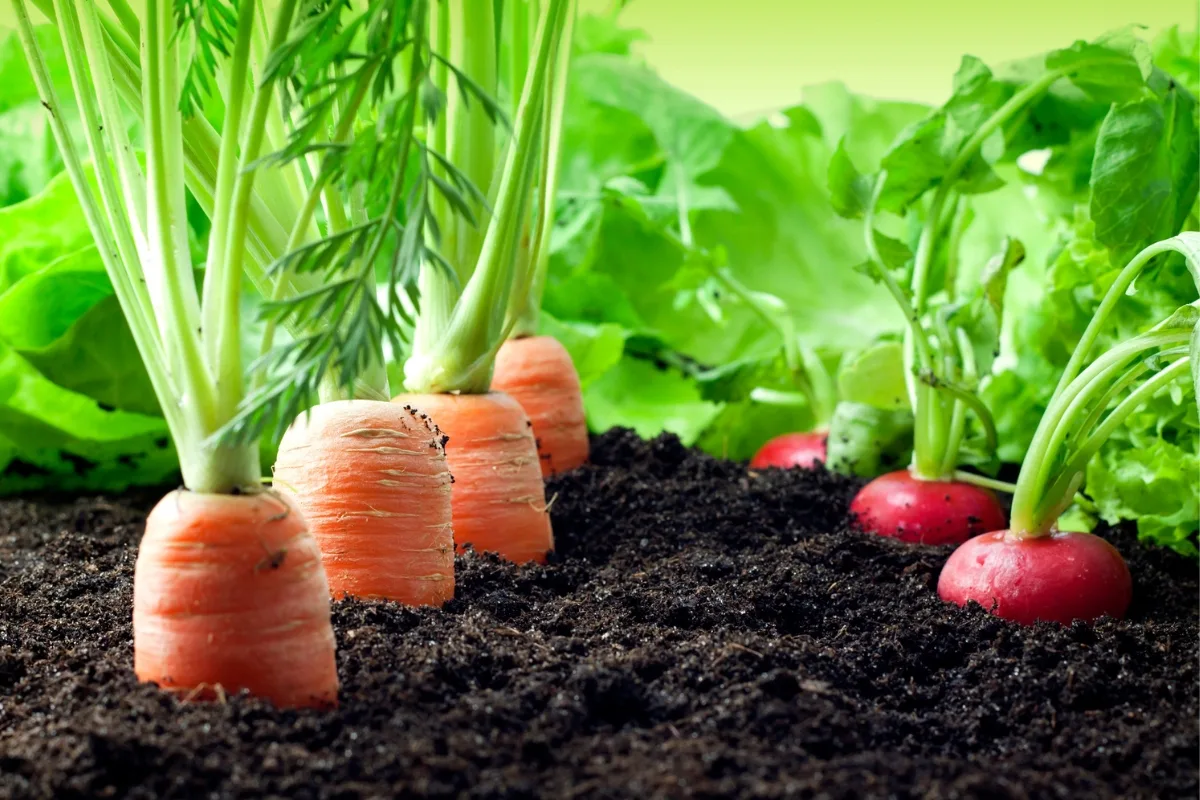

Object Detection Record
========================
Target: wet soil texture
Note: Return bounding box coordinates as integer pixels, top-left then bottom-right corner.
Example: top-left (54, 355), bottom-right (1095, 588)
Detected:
top-left (0, 430), bottom-right (1196, 799)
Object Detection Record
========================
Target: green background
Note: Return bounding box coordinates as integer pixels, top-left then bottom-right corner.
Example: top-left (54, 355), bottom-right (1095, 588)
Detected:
top-left (582, 0), bottom-right (1198, 115)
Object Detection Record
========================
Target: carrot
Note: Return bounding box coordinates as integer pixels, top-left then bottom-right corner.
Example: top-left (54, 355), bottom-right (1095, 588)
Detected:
top-left (15, 0), bottom-right (421, 710)
top-left (393, 4), bottom-right (570, 567)
top-left (133, 490), bottom-right (339, 709)
top-left (392, 391), bottom-right (554, 564)
top-left (273, 400), bottom-right (455, 605)
top-left (492, 335), bottom-right (588, 476)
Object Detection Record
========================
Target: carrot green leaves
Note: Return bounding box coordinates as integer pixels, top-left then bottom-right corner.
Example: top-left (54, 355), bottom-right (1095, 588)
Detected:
top-left (6, 0), bottom-right (464, 491)
top-left (402, 0), bottom-right (576, 396)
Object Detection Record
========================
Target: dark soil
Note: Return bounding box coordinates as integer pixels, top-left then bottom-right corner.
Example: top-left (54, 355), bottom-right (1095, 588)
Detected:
top-left (0, 429), bottom-right (1196, 799)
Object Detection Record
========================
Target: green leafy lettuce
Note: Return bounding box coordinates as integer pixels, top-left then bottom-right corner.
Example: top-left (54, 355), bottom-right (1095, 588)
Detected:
top-left (0, 170), bottom-right (177, 492)
top-left (548, 13), bottom-right (924, 458)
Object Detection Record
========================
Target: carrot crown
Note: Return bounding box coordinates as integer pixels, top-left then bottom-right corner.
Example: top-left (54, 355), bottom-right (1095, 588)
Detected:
top-left (14, 0), bottom-right (433, 491)
top-left (403, 0), bottom-right (576, 395)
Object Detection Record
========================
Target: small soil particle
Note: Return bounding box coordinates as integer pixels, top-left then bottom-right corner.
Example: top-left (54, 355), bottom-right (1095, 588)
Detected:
top-left (0, 429), bottom-right (1195, 799)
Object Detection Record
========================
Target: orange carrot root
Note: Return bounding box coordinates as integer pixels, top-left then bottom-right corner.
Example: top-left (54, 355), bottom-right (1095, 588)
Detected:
top-left (392, 391), bottom-right (554, 564)
top-left (492, 335), bottom-right (588, 477)
top-left (133, 490), bottom-right (339, 709)
top-left (274, 400), bottom-right (454, 606)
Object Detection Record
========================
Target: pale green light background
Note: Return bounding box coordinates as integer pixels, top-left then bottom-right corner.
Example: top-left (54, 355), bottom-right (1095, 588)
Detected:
top-left (583, 0), bottom-right (1199, 117)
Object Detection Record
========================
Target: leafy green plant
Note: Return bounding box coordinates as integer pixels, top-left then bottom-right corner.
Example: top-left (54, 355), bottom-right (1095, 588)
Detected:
top-left (548, 13), bottom-right (923, 456)
top-left (938, 234), bottom-right (1198, 624)
top-left (983, 29), bottom-right (1200, 552)
top-left (829, 30), bottom-right (1166, 486)
top-left (7, 0), bottom-right (433, 492)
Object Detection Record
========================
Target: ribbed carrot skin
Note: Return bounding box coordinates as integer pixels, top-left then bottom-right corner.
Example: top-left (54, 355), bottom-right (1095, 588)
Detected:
top-left (492, 335), bottom-right (588, 477)
top-left (392, 391), bottom-right (554, 564)
top-left (273, 400), bottom-right (454, 606)
top-left (133, 490), bottom-right (339, 709)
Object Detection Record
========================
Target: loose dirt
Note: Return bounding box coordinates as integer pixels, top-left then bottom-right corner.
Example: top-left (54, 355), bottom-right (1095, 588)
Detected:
top-left (1, 430), bottom-right (1195, 798)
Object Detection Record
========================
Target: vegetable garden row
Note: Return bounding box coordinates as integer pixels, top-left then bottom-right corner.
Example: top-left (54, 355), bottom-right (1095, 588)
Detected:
top-left (0, 1), bottom-right (1195, 797)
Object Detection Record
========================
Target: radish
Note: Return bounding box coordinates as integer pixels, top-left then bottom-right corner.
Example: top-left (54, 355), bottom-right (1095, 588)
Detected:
top-left (742, 336), bottom-right (835, 473)
top-left (823, 47), bottom-right (1175, 546)
top-left (681, 247), bottom-right (837, 476)
top-left (738, 324), bottom-right (836, 472)
top-left (849, 469), bottom-right (1005, 546)
top-left (939, 234), bottom-right (1200, 624)
top-left (843, 209), bottom-right (1023, 545)
top-left (827, 75), bottom-right (1062, 542)
top-left (630, 145), bottom-right (841, 476)
top-left (939, 530), bottom-right (1132, 625)
top-left (750, 431), bottom-right (827, 470)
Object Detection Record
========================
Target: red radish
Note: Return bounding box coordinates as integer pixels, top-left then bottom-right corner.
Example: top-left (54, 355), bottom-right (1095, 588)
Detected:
top-left (850, 469), bottom-right (1006, 546)
top-left (831, 77), bottom-right (1034, 552)
top-left (935, 234), bottom-right (1199, 625)
top-left (938, 530), bottom-right (1132, 625)
top-left (750, 432), bottom-right (827, 470)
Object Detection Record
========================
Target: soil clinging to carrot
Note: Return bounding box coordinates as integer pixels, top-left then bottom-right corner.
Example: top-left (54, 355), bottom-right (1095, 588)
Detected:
top-left (0, 429), bottom-right (1196, 799)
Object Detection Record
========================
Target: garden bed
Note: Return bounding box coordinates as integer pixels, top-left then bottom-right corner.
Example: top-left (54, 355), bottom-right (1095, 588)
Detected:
top-left (0, 429), bottom-right (1196, 799)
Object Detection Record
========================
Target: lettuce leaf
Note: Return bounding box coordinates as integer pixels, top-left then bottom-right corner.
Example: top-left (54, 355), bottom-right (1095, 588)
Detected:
top-left (0, 341), bottom-right (177, 494)
top-left (0, 147), bottom-right (261, 493)
top-left (553, 30), bottom-right (925, 456)
top-left (0, 165), bottom-right (180, 491)
top-left (0, 27), bottom-right (83, 206)
top-left (1086, 405), bottom-right (1199, 556)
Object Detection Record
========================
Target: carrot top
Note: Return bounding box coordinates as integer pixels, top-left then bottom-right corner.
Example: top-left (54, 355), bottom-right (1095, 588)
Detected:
top-left (403, 0), bottom-right (576, 395)
top-left (15, 0), bottom-right (441, 491)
